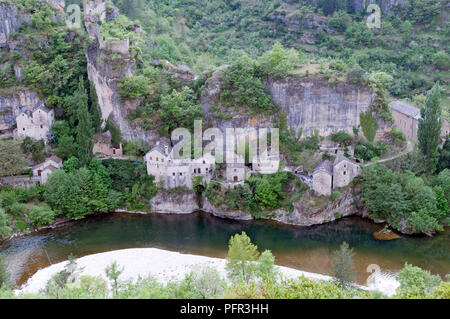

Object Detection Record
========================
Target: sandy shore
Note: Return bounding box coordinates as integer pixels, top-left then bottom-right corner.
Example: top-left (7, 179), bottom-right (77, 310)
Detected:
top-left (18, 248), bottom-right (399, 296)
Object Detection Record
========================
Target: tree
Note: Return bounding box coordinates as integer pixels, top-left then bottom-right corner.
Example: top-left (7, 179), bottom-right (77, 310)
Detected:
top-left (0, 254), bottom-right (10, 289)
top-left (226, 232), bottom-right (259, 283)
top-left (396, 263), bottom-right (442, 295)
top-left (70, 77), bottom-right (94, 165)
top-left (27, 205), bottom-right (55, 227)
top-left (0, 139), bottom-right (27, 177)
top-left (0, 209), bottom-right (12, 238)
top-left (257, 250), bottom-right (278, 282)
top-left (418, 83), bottom-right (442, 173)
top-left (105, 261), bottom-right (124, 297)
top-left (437, 138), bottom-right (450, 172)
top-left (257, 43), bottom-right (302, 78)
top-left (332, 242), bottom-right (356, 289)
top-left (190, 265), bottom-right (225, 299)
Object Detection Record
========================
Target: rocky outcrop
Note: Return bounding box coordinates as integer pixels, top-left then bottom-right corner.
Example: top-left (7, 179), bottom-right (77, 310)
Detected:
top-left (83, 0), bottom-right (156, 142)
top-left (268, 77), bottom-right (375, 137)
top-left (349, 0), bottom-right (408, 14)
top-left (268, 188), bottom-right (357, 226)
top-left (149, 190), bottom-right (199, 214)
top-left (201, 70), bottom-right (375, 138)
top-left (148, 188), bottom-right (356, 226)
top-left (0, 91), bottom-right (46, 132)
top-left (38, 0), bottom-right (65, 12)
top-left (0, 2), bottom-right (22, 47)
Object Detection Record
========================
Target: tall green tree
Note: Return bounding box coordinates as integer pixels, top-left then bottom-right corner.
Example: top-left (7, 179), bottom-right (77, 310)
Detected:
top-left (418, 83), bottom-right (442, 173)
top-left (0, 139), bottom-right (27, 177)
top-left (73, 77), bottom-right (94, 164)
top-left (226, 232), bottom-right (259, 283)
top-left (332, 242), bottom-right (356, 289)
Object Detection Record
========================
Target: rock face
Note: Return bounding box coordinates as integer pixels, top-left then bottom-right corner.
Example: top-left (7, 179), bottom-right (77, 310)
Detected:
top-left (268, 77), bottom-right (374, 137)
top-left (149, 189), bottom-right (356, 227)
top-left (269, 188), bottom-right (357, 226)
top-left (201, 70), bottom-right (375, 139)
top-left (0, 91), bottom-right (46, 132)
top-left (350, 0), bottom-right (408, 14)
top-left (0, 2), bottom-right (22, 47)
top-left (83, 0), bottom-right (155, 142)
top-left (149, 190), bottom-right (199, 215)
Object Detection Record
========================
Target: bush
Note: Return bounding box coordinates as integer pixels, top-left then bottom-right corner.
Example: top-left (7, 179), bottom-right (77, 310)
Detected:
top-left (328, 10), bottom-right (351, 32)
top-left (346, 65), bottom-right (366, 85)
top-left (330, 191), bottom-right (340, 202)
top-left (433, 51), bottom-right (450, 70)
top-left (360, 112), bottom-right (378, 142)
top-left (118, 75), bottom-right (151, 100)
top-left (396, 263), bottom-right (442, 295)
top-left (27, 205), bottom-right (55, 227)
top-left (330, 130), bottom-right (352, 146)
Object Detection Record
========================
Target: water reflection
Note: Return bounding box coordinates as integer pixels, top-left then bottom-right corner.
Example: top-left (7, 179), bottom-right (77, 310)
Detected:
top-left (1, 212), bottom-right (449, 287)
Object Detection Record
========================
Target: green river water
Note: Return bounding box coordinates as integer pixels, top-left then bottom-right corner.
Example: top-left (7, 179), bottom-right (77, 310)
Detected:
top-left (0, 212), bottom-right (449, 287)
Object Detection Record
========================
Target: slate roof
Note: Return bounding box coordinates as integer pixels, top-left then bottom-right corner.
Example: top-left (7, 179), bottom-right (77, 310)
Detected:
top-left (93, 131), bottom-right (112, 144)
top-left (148, 141), bottom-right (170, 156)
top-left (313, 160), bottom-right (333, 175)
top-left (334, 154), bottom-right (354, 166)
top-left (389, 101), bottom-right (421, 120)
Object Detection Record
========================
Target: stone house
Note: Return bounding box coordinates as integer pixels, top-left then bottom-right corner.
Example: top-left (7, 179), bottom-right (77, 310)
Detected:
top-left (332, 155), bottom-right (361, 189)
top-left (389, 100), bottom-right (450, 141)
top-left (312, 160), bottom-right (333, 196)
top-left (93, 131), bottom-right (123, 157)
top-left (226, 153), bottom-right (246, 182)
top-left (251, 152), bottom-right (279, 174)
top-left (16, 106), bottom-right (54, 142)
top-left (312, 155), bottom-right (361, 196)
top-left (145, 141), bottom-right (215, 189)
top-left (32, 156), bottom-right (62, 184)
top-left (389, 101), bottom-right (421, 140)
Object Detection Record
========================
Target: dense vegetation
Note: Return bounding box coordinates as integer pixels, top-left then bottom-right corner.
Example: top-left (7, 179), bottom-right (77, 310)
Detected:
top-left (205, 171), bottom-right (307, 218)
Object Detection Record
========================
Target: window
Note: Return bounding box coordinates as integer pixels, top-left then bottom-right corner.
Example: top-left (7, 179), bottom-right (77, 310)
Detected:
top-left (172, 172), bottom-right (175, 176)
top-left (161, 158), bottom-right (164, 162)
top-left (156, 157), bottom-right (159, 161)
top-left (150, 156), bottom-right (152, 160)
top-left (343, 171), bottom-right (346, 175)
top-left (194, 169), bottom-right (197, 173)
top-left (198, 168), bottom-right (201, 173)
top-left (23, 128), bottom-right (25, 131)
top-left (40, 125), bottom-right (43, 129)
top-left (179, 173), bottom-right (182, 176)
top-left (203, 160), bottom-right (205, 164)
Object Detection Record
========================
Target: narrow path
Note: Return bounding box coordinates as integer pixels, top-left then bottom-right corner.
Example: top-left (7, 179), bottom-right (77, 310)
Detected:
top-left (363, 141), bottom-right (413, 167)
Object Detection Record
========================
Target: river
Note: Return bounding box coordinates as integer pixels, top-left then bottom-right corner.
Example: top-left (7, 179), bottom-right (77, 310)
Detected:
top-left (1, 212), bottom-right (449, 287)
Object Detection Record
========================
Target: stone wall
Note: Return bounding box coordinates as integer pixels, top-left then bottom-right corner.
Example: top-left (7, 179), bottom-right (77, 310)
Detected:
top-left (312, 170), bottom-right (332, 196)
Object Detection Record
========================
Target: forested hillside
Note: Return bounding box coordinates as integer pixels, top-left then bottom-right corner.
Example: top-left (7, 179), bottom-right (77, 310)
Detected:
top-left (110, 0), bottom-right (448, 102)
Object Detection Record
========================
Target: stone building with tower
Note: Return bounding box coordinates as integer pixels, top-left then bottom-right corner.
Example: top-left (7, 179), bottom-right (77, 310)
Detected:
top-left (16, 106), bottom-right (54, 142)
top-left (145, 141), bottom-right (215, 189)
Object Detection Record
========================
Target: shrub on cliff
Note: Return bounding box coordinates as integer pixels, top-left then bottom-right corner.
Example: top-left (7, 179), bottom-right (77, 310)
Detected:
top-left (118, 75), bottom-right (151, 100)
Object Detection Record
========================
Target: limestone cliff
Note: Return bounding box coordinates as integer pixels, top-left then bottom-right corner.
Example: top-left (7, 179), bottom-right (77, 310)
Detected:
top-left (0, 0), bottom-right (65, 48)
top-left (201, 69), bottom-right (375, 139)
top-left (0, 90), bottom-right (46, 133)
top-left (0, 1), bottom-right (23, 48)
top-left (83, 0), bottom-right (155, 142)
top-left (268, 77), bottom-right (375, 137)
